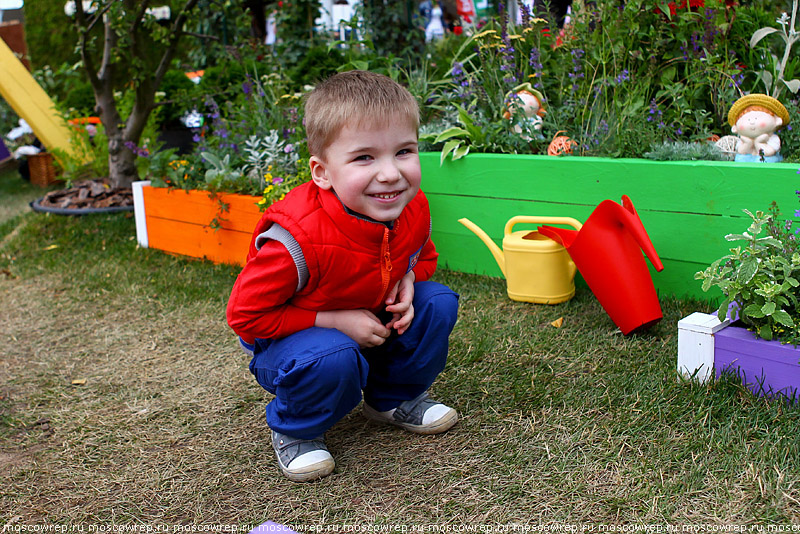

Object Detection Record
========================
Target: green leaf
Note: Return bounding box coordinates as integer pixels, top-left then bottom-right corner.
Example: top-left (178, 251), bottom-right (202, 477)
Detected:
top-left (657, 2), bottom-right (672, 20)
top-left (761, 301), bottom-right (776, 316)
top-left (660, 66), bottom-right (676, 83)
top-left (440, 140), bottom-right (461, 165)
top-left (738, 257), bottom-right (758, 284)
top-left (201, 151), bottom-right (221, 169)
top-left (456, 106), bottom-right (484, 144)
top-left (453, 144), bottom-right (470, 160)
top-left (760, 324), bottom-right (773, 340)
top-left (433, 127), bottom-right (470, 143)
top-left (772, 309), bottom-right (794, 327)
top-left (744, 303), bottom-right (766, 318)
top-left (717, 299), bottom-right (732, 322)
top-left (783, 79), bottom-right (800, 94)
top-left (750, 27), bottom-right (780, 48)
top-left (725, 233), bottom-right (750, 242)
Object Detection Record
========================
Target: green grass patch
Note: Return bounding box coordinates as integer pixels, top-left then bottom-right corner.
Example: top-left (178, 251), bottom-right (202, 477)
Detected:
top-left (2, 170), bottom-right (800, 524)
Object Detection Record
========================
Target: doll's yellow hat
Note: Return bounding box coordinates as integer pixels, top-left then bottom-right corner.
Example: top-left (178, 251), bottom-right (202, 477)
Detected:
top-left (728, 94), bottom-right (790, 127)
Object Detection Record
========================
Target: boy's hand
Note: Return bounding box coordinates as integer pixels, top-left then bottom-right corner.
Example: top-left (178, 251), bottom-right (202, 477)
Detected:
top-left (385, 271), bottom-right (415, 335)
top-left (315, 309), bottom-right (391, 348)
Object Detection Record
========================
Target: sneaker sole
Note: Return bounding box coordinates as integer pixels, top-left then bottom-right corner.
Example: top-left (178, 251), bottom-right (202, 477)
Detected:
top-left (362, 404), bottom-right (458, 435)
top-left (276, 453), bottom-right (335, 483)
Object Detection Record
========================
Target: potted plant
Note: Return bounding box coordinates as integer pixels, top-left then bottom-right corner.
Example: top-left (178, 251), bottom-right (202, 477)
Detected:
top-left (678, 204), bottom-right (800, 401)
top-left (133, 71), bottom-right (310, 266)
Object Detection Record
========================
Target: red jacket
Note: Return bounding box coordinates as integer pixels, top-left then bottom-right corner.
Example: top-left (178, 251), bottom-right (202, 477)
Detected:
top-left (227, 182), bottom-right (438, 343)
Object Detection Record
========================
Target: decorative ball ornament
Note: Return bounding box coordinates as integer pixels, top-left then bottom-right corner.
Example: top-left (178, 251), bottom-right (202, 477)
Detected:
top-left (547, 131), bottom-right (575, 156)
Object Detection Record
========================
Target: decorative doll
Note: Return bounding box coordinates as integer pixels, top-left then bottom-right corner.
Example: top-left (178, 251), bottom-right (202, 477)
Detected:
top-left (503, 83), bottom-right (546, 140)
top-left (728, 94), bottom-right (790, 163)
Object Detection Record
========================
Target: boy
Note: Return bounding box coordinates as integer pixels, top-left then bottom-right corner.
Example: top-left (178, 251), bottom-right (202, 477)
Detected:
top-left (226, 70), bottom-right (460, 482)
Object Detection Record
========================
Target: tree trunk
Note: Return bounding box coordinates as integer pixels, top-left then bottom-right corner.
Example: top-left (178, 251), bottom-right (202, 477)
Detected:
top-left (107, 135), bottom-right (140, 189)
top-left (74, 0), bottom-right (202, 190)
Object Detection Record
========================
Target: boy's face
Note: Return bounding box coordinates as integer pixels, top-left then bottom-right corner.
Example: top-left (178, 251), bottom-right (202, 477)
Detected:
top-left (734, 109), bottom-right (781, 138)
top-left (309, 119), bottom-right (421, 222)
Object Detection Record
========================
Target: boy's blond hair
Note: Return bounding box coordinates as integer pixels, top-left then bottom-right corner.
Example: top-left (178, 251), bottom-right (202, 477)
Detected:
top-left (304, 70), bottom-right (420, 157)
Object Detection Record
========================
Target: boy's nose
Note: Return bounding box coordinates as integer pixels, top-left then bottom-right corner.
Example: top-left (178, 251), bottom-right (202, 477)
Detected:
top-left (376, 159), bottom-right (401, 182)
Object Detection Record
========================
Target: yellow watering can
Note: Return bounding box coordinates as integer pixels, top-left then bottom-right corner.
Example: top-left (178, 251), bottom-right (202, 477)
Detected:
top-left (458, 216), bottom-right (583, 304)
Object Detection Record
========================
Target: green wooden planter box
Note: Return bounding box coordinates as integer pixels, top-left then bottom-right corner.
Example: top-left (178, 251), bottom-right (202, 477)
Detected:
top-left (419, 152), bottom-right (799, 301)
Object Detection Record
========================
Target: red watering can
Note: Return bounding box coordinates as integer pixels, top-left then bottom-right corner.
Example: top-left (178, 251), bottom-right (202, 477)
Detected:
top-left (538, 195), bottom-right (664, 335)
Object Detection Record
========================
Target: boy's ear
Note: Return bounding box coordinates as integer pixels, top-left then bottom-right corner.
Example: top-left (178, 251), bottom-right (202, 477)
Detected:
top-left (309, 156), bottom-right (332, 190)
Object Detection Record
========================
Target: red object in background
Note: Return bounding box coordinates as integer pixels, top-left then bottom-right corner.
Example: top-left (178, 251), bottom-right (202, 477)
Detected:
top-left (655, 0), bottom-right (705, 16)
top-left (456, 0), bottom-right (476, 24)
top-left (538, 196), bottom-right (664, 335)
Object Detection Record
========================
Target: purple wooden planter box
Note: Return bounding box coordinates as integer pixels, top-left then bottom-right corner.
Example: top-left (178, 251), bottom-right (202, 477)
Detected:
top-left (715, 324), bottom-right (800, 401)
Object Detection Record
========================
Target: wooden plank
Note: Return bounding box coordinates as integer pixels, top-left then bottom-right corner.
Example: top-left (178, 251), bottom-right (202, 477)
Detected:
top-left (142, 186), bottom-right (262, 233)
top-left (429, 191), bottom-right (749, 262)
top-left (420, 153), bottom-right (799, 217)
top-left (145, 216), bottom-right (251, 266)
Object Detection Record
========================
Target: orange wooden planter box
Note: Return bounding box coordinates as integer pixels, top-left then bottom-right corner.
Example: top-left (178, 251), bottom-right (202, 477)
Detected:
top-left (133, 182), bottom-right (263, 266)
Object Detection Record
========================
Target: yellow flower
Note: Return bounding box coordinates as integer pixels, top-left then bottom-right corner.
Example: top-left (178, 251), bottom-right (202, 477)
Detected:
top-left (508, 34), bottom-right (523, 40)
top-left (279, 194), bottom-right (285, 201)
top-left (264, 172), bottom-right (273, 181)
top-left (264, 185), bottom-right (274, 194)
top-left (267, 165), bottom-right (273, 171)
top-left (257, 198), bottom-right (267, 206)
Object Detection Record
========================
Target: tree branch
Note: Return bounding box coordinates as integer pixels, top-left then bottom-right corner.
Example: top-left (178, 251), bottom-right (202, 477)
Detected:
top-left (124, 0), bottom-right (202, 142)
top-left (129, 0), bottom-right (153, 34)
top-left (73, 0), bottom-right (100, 90)
top-left (85, 2), bottom-right (113, 34)
top-left (153, 0), bottom-right (202, 88)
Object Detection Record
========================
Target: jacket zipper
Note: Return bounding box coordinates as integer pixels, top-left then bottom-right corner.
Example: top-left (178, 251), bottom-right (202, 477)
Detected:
top-left (376, 227), bottom-right (393, 308)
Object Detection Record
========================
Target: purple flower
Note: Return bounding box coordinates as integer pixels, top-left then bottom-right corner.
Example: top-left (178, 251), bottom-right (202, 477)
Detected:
top-left (284, 144), bottom-right (294, 153)
top-left (647, 99), bottom-right (663, 123)
top-left (124, 140), bottom-right (149, 157)
top-left (519, 4), bottom-right (531, 26)
top-left (570, 49), bottom-right (585, 92)
top-left (242, 81), bottom-right (252, 96)
top-left (273, 176), bottom-right (284, 185)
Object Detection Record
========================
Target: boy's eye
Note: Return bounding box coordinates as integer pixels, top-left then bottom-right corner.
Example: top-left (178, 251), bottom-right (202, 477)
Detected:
top-left (354, 155), bottom-right (372, 161)
top-left (397, 147), bottom-right (417, 156)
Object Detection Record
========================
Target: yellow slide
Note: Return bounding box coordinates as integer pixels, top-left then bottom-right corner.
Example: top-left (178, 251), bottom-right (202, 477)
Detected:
top-left (0, 36), bottom-right (80, 160)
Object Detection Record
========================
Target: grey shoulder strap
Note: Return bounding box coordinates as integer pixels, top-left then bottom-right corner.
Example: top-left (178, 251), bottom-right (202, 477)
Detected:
top-left (255, 223), bottom-right (309, 292)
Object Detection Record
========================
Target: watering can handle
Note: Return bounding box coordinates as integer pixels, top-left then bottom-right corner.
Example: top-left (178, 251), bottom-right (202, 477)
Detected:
top-left (505, 216), bottom-right (582, 238)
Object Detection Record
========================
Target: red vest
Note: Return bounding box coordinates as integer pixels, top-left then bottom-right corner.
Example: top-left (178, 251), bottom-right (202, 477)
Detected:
top-left (248, 182), bottom-right (435, 314)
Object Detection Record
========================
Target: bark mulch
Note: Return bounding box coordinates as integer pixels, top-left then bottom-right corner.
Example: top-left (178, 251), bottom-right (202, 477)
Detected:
top-left (38, 179), bottom-right (133, 210)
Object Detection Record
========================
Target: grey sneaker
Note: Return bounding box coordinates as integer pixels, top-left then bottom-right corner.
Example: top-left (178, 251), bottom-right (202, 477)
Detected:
top-left (271, 430), bottom-right (335, 482)
top-left (362, 392), bottom-right (458, 434)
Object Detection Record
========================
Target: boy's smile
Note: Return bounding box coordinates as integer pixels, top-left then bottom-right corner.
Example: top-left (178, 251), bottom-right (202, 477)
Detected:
top-left (309, 119), bottom-right (421, 223)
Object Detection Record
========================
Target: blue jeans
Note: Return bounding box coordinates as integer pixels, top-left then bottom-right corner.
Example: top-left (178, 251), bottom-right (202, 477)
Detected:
top-left (247, 281), bottom-right (459, 439)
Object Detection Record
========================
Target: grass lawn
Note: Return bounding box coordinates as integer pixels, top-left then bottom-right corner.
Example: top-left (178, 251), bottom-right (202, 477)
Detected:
top-left (1, 167), bottom-right (799, 526)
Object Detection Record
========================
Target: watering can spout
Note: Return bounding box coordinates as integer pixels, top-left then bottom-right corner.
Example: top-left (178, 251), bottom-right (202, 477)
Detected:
top-left (458, 218), bottom-right (506, 276)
